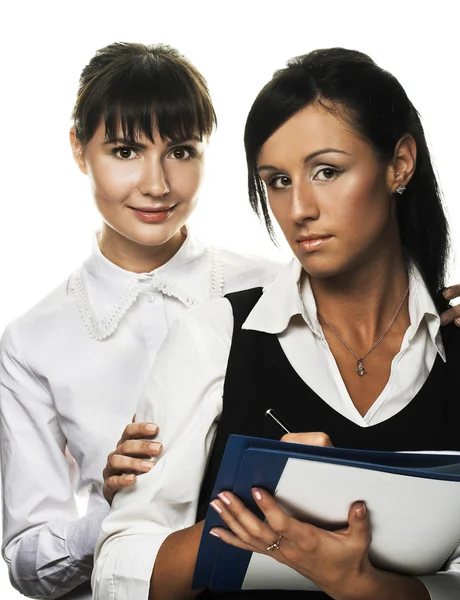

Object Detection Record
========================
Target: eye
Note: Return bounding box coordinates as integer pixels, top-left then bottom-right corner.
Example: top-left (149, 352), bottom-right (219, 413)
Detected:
top-left (112, 146), bottom-right (138, 160)
top-left (268, 174), bottom-right (292, 189)
top-left (168, 145), bottom-right (198, 160)
top-left (313, 166), bottom-right (341, 182)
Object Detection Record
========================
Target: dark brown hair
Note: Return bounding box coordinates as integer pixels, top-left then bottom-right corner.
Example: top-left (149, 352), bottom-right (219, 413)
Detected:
top-left (244, 48), bottom-right (450, 306)
top-left (72, 42), bottom-right (216, 145)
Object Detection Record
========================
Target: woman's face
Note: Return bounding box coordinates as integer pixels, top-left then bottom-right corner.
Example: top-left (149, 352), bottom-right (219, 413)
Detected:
top-left (71, 122), bottom-right (206, 248)
top-left (257, 104), bottom-right (400, 279)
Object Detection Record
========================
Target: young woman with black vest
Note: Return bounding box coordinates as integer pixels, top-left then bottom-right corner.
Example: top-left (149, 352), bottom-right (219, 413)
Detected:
top-left (93, 48), bottom-right (460, 600)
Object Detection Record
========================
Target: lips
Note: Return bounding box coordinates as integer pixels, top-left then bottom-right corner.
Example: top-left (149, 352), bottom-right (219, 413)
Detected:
top-left (129, 205), bottom-right (177, 223)
top-left (129, 205), bottom-right (176, 213)
top-left (297, 234), bottom-right (333, 253)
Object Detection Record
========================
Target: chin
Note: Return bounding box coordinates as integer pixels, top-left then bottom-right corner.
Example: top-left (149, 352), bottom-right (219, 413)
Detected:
top-left (295, 251), bottom-right (348, 280)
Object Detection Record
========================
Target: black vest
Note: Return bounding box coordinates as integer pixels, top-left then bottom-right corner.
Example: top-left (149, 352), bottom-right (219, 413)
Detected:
top-left (197, 288), bottom-right (460, 599)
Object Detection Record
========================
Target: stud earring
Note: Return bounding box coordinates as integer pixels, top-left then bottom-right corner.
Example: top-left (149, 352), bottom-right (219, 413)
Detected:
top-left (396, 185), bottom-right (406, 195)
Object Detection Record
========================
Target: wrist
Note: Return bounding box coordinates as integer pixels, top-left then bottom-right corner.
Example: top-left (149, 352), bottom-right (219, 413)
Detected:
top-left (336, 567), bottom-right (430, 600)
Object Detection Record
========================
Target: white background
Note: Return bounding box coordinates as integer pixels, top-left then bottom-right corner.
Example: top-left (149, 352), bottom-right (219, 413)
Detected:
top-left (0, 1), bottom-right (459, 597)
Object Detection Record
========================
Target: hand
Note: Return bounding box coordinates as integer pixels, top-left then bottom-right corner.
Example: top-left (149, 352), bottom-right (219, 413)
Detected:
top-left (209, 489), bottom-right (373, 599)
top-left (441, 285), bottom-right (460, 326)
top-left (281, 432), bottom-right (333, 447)
top-left (103, 415), bottom-right (162, 504)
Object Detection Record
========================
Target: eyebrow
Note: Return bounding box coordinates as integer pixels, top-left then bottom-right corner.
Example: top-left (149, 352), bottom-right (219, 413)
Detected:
top-left (103, 135), bottom-right (202, 148)
top-left (257, 148), bottom-right (350, 173)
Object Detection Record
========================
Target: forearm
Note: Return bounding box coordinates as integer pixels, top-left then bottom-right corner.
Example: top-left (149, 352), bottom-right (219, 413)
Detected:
top-left (6, 504), bottom-right (109, 599)
top-left (149, 522), bottom-right (204, 600)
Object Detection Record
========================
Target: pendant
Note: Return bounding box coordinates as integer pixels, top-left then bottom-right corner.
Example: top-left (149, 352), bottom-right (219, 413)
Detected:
top-left (357, 360), bottom-right (365, 376)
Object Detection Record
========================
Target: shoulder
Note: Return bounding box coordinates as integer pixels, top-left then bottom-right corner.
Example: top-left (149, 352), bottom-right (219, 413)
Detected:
top-left (212, 246), bottom-right (286, 294)
top-left (1, 276), bottom-right (75, 355)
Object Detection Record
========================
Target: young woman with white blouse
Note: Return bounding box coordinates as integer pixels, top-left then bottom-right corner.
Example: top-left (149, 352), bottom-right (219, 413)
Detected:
top-left (0, 42), bottom-right (281, 600)
top-left (93, 48), bottom-right (460, 600)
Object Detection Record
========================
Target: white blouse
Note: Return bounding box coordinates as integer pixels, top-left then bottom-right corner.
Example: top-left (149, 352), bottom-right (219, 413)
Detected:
top-left (93, 259), bottom-right (459, 600)
top-left (0, 231), bottom-right (282, 600)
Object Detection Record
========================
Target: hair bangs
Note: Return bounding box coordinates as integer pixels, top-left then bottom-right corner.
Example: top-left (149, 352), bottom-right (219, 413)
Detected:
top-left (74, 42), bottom-right (216, 145)
top-left (102, 67), bottom-right (213, 144)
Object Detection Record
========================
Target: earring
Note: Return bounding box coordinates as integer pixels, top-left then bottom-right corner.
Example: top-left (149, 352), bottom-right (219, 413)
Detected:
top-left (396, 184), bottom-right (406, 195)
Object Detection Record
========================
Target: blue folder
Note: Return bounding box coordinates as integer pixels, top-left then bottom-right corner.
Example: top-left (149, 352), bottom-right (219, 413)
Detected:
top-left (193, 434), bottom-right (460, 592)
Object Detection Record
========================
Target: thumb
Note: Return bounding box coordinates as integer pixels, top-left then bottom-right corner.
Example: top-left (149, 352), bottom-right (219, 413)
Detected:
top-left (347, 502), bottom-right (371, 545)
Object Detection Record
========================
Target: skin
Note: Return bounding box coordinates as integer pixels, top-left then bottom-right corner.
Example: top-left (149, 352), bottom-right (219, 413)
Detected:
top-left (206, 103), bottom-right (433, 599)
top-left (258, 104), bottom-right (414, 415)
top-left (69, 121), bottom-right (207, 502)
top-left (70, 123), bottom-right (206, 274)
top-left (109, 105), bottom-right (460, 597)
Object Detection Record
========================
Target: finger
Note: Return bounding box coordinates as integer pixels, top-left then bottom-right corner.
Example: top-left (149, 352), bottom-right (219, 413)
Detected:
top-left (440, 306), bottom-right (460, 326)
top-left (209, 527), bottom-right (258, 552)
top-left (250, 487), bottom-right (310, 542)
top-left (117, 439), bottom-right (162, 458)
top-left (119, 422), bottom-right (158, 443)
top-left (106, 453), bottom-right (155, 476)
top-left (281, 432), bottom-right (333, 447)
top-left (443, 285), bottom-right (460, 301)
top-left (346, 502), bottom-right (372, 549)
top-left (103, 473), bottom-right (136, 504)
top-left (209, 494), bottom-right (275, 552)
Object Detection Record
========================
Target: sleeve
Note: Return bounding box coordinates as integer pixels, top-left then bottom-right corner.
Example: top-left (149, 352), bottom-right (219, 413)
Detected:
top-left (418, 544), bottom-right (460, 599)
top-left (0, 322), bottom-right (110, 599)
top-left (92, 299), bottom-right (233, 600)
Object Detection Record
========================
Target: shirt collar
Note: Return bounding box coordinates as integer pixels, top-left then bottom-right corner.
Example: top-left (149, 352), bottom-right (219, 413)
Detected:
top-left (69, 227), bottom-right (215, 340)
top-left (242, 258), bottom-right (445, 361)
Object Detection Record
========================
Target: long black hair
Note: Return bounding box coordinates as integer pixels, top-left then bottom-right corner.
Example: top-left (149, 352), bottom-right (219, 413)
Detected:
top-left (72, 42), bottom-right (216, 145)
top-left (244, 48), bottom-right (450, 307)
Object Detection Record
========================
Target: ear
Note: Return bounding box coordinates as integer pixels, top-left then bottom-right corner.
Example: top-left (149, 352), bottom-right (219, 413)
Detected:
top-left (69, 127), bottom-right (87, 174)
top-left (388, 134), bottom-right (417, 194)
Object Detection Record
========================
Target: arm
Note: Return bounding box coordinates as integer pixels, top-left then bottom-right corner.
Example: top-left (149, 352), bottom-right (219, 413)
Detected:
top-left (0, 323), bottom-right (110, 599)
top-left (92, 299), bottom-right (232, 600)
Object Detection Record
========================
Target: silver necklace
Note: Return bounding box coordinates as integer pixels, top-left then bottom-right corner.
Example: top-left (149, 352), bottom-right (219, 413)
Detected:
top-left (317, 286), bottom-right (409, 377)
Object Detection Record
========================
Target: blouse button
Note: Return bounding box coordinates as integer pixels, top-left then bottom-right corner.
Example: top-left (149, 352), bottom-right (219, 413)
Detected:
top-left (148, 295), bottom-right (155, 303)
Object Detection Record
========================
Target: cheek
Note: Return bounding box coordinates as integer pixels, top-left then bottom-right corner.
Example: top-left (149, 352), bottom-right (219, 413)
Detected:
top-left (327, 171), bottom-right (389, 236)
top-left (169, 162), bottom-right (203, 201)
top-left (88, 159), bottom-right (137, 203)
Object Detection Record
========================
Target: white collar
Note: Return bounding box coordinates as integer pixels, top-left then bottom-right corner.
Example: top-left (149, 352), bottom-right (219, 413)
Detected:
top-left (69, 229), bottom-right (224, 341)
top-left (243, 258), bottom-right (445, 361)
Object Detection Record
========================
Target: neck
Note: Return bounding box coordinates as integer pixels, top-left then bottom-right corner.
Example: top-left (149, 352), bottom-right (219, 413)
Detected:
top-left (310, 246), bottom-right (409, 345)
top-left (98, 224), bottom-right (186, 273)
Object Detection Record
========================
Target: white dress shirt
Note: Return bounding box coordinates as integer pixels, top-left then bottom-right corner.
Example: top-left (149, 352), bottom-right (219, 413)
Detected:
top-left (0, 231), bottom-right (282, 600)
top-left (93, 258), bottom-right (459, 600)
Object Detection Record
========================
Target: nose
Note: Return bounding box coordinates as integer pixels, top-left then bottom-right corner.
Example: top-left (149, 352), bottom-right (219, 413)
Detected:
top-left (290, 181), bottom-right (320, 223)
top-left (138, 157), bottom-right (170, 197)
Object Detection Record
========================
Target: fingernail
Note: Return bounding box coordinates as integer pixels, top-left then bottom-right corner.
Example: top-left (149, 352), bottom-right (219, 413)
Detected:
top-left (210, 501), bottom-right (222, 514)
top-left (356, 503), bottom-right (366, 519)
top-left (145, 424), bottom-right (158, 433)
top-left (123, 474), bottom-right (135, 482)
top-left (252, 488), bottom-right (262, 501)
top-left (140, 460), bottom-right (154, 470)
top-left (218, 492), bottom-right (231, 505)
top-left (149, 442), bottom-right (162, 452)
top-left (455, 318), bottom-right (460, 327)
top-left (210, 530), bottom-right (220, 538)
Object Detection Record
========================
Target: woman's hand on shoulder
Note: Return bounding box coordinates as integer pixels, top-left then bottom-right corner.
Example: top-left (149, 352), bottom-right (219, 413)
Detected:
top-left (441, 285), bottom-right (460, 326)
top-left (281, 432), bottom-right (333, 447)
top-left (103, 415), bottom-right (163, 504)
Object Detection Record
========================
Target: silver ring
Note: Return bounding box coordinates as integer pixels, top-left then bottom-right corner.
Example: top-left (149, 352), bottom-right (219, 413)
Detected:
top-left (266, 534), bottom-right (282, 552)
